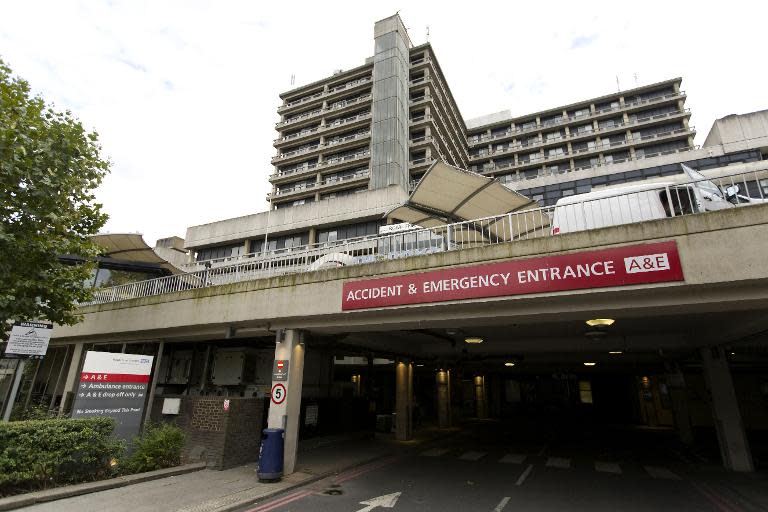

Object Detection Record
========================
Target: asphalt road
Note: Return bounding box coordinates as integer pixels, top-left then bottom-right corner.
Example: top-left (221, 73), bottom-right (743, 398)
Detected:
top-left (241, 419), bottom-right (768, 512)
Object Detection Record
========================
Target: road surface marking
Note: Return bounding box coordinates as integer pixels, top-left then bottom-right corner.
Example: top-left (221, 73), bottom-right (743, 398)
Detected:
top-left (493, 497), bottom-right (511, 511)
top-left (499, 453), bottom-right (527, 464)
top-left (537, 445), bottom-right (548, 456)
top-left (644, 466), bottom-right (681, 480)
top-left (594, 461), bottom-right (622, 474)
top-left (458, 450), bottom-right (487, 461)
top-left (516, 464), bottom-right (534, 486)
top-left (421, 447), bottom-right (451, 457)
top-left (545, 457), bottom-right (571, 469)
top-left (356, 491), bottom-right (402, 512)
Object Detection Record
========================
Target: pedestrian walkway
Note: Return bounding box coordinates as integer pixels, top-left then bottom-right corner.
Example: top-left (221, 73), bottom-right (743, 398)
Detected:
top-left (22, 433), bottom-right (399, 512)
top-left (20, 427), bottom-right (455, 512)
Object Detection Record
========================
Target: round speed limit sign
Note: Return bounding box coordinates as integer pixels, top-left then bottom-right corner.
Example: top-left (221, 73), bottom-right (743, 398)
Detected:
top-left (271, 383), bottom-right (287, 405)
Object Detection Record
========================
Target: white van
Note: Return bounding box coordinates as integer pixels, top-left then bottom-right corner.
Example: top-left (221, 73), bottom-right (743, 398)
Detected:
top-left (550, 163), bottom-right (745, 235)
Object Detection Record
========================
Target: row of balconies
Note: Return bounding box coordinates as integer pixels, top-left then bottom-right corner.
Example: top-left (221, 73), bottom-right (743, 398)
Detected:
top-left (274, 111), bottom-right (372, 147)
top-left (268, 169), bottom-right (370, 200)
top-left (276, 93), bottom-right (372, 129)
top-left (278, 76), bottom-right (373, 114)
top-left (467, 91), bottom-right (685, 146)
top-left (408, 71), bottom-right (469, 165)
top-left (468, 109), bottom-right (690, 161)
top-left (476, 128), bottom-right (693, 174)
top-left (270, 149), bottom-right (371, 183)
top-left (495, 145), bottom-right (699, 185)
top-left (272, 130), bottom-right (370, 164)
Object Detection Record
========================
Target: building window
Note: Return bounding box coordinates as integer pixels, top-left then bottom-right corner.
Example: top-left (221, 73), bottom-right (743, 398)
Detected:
top-left (196, 243), bottom-right (244, 262)
top-left (579, 381), bottom-right (593, 404)
top-left (318, 220), bottom-right (381, 244)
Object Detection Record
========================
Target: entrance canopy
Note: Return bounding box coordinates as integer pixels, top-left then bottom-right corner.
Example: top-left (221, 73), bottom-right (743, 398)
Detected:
top-left (385, 161), bottom-right (549, 243)
top-left (91, 233), bottom-right (185, 274)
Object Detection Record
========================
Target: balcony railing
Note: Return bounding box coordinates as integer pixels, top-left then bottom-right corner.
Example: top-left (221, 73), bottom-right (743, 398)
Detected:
top-left (278, 76), bottom-right (372, 113)
top-left (467, 92), bottom-right (686, 146)
top-left (81, 168), bottom-right (766, 306)
top-left (467, 111), bottom-right (691, 161)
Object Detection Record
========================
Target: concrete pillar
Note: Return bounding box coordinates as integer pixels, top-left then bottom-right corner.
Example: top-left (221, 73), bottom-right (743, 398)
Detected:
top-left (667, 368), bottom-right (694, 445)
top-left (58, 343), bottom-right (84, 417)
top-left (474, 375), bottom-right (487, 419)
top-left (701, 346), bottom-right (754, 472)
top-left (436, 369), bottom-right (451, 428)
top-left (395, 361), bottom-right (413, 441)
top-left (267, 329), bottom-right (306, 474)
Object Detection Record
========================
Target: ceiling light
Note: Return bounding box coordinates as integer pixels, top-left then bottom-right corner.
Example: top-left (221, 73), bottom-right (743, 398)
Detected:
top-left (586, 318), bottom-right (615, 327)
top-left (416, 364), bottom-right (424, 367)
top-left (464, 337), bottom-right (484, 344)
top-left (583, 362), bottom-right (597, 366)
top-left (504, 362), bottom-right (515, 367)
top-left (608, 351), bottom-right (623, 355)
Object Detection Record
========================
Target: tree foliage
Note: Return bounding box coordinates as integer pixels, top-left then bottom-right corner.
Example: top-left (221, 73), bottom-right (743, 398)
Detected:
top-left (0, 58), bottom-right (109, 340)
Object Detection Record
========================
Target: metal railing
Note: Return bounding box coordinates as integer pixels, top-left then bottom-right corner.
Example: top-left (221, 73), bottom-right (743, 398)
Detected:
top-left (467, 92), bottom-right (686, 146)
top-left (81, 169), bottom-right (767, 306)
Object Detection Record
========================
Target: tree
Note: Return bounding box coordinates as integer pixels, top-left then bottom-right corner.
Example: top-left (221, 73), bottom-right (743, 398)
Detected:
top-left (0, 58), bottom-right (110, 340)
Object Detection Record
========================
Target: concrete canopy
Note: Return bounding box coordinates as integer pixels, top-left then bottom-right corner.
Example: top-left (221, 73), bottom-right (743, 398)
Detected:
top-left (384, 160), bottom-right (549, 244)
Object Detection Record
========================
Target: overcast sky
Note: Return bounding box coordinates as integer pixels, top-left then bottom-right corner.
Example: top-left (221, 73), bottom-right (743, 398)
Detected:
top-left (2, 1), bottom-right (765, 245)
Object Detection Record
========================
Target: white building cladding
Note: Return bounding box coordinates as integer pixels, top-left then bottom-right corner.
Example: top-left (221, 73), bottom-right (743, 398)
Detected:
top-left (183, 14), bottom-right (766, 271)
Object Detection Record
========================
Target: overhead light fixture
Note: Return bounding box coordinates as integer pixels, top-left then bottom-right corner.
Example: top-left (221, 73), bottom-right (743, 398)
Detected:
top-left (583, 362), bottom-right (597, 366)
top-left (504, 362), bottom-right (515, 367)
top-left (416, 363), bottom-right (424, 367)
top-left (586, 318), bottom-right (615, 327)
top-left (608, 351), bottom-right (623, 355)
top-left (464, 337), bottom-right (484, 344)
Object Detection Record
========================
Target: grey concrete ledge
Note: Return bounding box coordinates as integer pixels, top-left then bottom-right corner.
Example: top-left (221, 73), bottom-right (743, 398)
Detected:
top-left (0, 462), bottom-right (206, 511)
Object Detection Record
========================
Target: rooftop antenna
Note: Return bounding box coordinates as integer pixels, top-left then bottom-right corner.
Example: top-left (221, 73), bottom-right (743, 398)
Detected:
top-left (616, 75), bottom-right (621, 92)
top-left (634, 73), bottom-right (639, 87)
top-left (290, 74), bottom-right (295, 86)
top-left (426, 25), bottom-right (430, 43)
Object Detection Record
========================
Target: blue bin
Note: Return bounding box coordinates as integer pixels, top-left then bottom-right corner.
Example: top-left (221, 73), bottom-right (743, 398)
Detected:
top-left (257, 428), bottom-right (284, 481)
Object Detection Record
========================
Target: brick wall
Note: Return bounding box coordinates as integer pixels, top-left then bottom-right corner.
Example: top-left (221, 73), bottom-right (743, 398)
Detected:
top-left (150, 395), bottom-right (264, 469)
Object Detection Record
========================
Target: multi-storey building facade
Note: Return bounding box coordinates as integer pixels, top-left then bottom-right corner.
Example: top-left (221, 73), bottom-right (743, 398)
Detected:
top-left (184, 13), bottom-right (763, 266)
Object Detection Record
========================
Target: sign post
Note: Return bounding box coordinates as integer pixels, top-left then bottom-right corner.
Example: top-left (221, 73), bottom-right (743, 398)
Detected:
top-left (1, 322), bottom-right (53, 421)
top-left (70, 351), bottom-right (153, 444)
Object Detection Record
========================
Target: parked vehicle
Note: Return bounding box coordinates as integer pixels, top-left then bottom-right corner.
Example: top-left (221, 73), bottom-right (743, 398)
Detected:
top-left (551, 164), bottom-right (735, 235)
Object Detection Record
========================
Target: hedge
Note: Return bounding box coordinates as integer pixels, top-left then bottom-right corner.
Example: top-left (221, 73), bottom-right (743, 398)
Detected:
top-left (0, 417), bottom-right (124, 496)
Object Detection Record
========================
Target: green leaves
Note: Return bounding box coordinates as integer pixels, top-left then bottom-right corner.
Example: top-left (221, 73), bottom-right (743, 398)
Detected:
top-left (0, 417), bottom-right (124, 496)
top-left (0, 57), bottom-right (110, 339)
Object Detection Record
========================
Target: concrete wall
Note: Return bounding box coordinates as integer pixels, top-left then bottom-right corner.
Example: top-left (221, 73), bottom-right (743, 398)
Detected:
top-left (703, 110), bottom-right (768, 155)
top-left (185, 185), bottom-right (409, 250)
top-left (53, 204), bottom-right (768, 343)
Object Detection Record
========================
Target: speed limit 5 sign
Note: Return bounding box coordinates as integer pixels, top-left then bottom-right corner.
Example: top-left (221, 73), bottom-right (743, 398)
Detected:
top-left (271, 383), bottom-right (286, 404)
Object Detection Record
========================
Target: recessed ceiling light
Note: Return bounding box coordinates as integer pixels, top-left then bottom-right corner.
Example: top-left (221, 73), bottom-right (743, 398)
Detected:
top-left (583, 362), bottom-right (597, 366)
top-left (586, 318), bottom-right (615, 327)
top-left (464, 337), bottom-right (484, 344)
top-left (608, 351), bottom-right (623, 355)
top-left (504, 362), bottom-right (515, 367)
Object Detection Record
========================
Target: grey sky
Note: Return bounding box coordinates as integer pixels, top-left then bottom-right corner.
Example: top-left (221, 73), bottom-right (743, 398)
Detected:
top-left (2, 1), bottom-right (765, 246)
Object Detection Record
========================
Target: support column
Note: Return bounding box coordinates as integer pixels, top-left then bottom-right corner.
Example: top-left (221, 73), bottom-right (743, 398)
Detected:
top-left (58, 343), bottom-right (84, 417)
top-left (395, 360), bottom-right (413, 441)
top-left (267, 329), bottom-right (306, 475)
top-left (474, 375), bottom-right (487, 419)
top-left (436, 369), bottom-right (451, 428)
top-left (667, 367), bottom-right (694, 445)
top-left (143, 341), bottom-right (164, 426)
top-left (701, 347), bottom-right (754, 472)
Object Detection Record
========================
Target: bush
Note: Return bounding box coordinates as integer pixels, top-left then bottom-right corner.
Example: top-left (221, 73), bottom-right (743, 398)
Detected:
top-left (124, 423), bottom-right (185, 474)
top-left (0, 417), bottom-right (124, 496)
